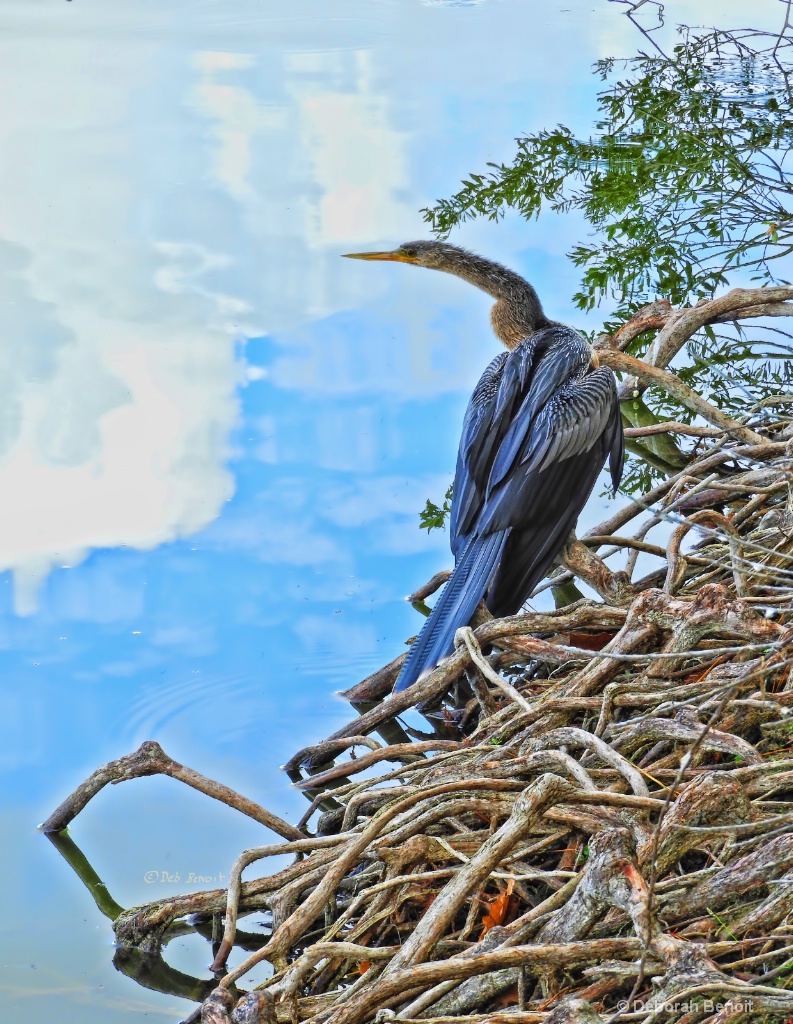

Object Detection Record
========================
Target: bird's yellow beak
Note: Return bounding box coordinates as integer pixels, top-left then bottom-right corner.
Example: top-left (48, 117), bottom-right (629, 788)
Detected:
top-left (342, 249), bottom-right (418, 263)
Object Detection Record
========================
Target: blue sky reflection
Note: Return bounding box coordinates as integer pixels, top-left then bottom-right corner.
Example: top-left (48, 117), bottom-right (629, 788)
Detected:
top-left (0, 0), bottom-right (783, 1020)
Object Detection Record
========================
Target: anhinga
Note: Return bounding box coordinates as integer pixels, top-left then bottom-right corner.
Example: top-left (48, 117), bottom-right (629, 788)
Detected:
top-left (343, 241), bottom-right (624, 693)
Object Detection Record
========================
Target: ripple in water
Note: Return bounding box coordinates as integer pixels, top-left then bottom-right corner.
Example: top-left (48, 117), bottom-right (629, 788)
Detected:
top-left (122, 670), bottom-right (270, 745)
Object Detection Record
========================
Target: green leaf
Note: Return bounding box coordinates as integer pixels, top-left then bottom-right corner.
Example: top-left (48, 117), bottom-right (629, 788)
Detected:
top-left (706, 908), bottom-right (738, 941)
top-left (423, 27), bottom-right (793, 313)
top-left (419, 483), bottom-right (453, 533)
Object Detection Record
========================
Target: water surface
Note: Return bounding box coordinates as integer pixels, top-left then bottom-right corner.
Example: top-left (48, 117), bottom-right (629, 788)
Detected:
top-left (0, 1), bottom-right (780, 1019)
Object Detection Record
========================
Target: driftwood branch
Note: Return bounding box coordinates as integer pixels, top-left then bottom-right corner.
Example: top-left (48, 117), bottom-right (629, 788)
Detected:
top-left (597, 349), bottom-right (765, 445)
top-left (40, 740), bottom-right (303, 842)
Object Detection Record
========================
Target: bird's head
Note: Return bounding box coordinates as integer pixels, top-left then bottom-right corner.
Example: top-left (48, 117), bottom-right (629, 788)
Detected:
top-left (342, 240), bottom-right (469, 270)
top-left (343, 240), bottom-right (549, 344)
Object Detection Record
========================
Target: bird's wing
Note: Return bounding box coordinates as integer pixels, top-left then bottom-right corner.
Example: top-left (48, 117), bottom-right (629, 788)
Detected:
top-left (450, 328), bottom-right (591, 555)
top-left (480, 367), bottom-right (619, 534)
top-left (481, 367), bottom-right (622, 615)
top-left (396, 334), bottom-right (622, 692)
top-left (487, 329), bottom-right (595, 491)
top-left (449, 349), bottom-right (511, 559)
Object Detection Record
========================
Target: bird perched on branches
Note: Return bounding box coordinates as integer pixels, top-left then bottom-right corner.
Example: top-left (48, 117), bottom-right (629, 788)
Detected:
top-left (343, 241), bottom-right (624, 693)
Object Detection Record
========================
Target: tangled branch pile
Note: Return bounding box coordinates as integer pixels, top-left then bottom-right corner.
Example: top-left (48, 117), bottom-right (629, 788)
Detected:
top-left (43, 291), bottom-right (793, 1023)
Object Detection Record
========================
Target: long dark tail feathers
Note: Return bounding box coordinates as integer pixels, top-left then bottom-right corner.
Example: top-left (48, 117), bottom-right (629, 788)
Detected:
top-left (393, 532), bottom-right (508, 694)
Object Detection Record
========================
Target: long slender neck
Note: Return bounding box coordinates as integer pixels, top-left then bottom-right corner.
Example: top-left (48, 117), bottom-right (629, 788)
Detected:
top-left (441, 252), bottom-right (552, 348)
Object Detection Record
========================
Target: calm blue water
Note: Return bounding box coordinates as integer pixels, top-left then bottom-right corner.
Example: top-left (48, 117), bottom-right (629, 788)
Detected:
top-left (0, 1), bottom-right (778, 1020)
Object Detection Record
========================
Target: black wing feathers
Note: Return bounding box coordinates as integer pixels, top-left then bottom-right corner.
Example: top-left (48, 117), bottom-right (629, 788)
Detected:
top-left (487, 329), bottom-right (595, 493)
top-left (394, 326), bottom-right (623, 692)
top-left (450, 351), bottom-right (508, 558)
top-left (482, 367), bottom-right (620, 614)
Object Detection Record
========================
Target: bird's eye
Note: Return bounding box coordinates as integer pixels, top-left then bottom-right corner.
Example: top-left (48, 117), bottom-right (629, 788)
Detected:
top-left (403, 247), bottom-right (417, 257)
